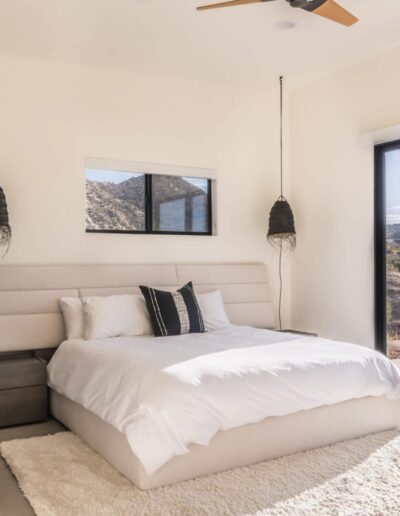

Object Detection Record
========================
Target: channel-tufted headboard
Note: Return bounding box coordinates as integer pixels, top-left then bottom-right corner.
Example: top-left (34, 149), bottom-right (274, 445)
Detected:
top-left (0, 263), bottom-right (275, 352)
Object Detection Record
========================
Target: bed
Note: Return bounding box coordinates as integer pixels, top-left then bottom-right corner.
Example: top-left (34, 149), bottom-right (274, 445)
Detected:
top-left (1, 263), bottom-right (400, 490)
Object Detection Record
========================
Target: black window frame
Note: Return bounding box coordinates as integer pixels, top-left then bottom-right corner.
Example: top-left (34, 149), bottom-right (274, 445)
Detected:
top-left (374, 139), bottom-right (400, 354)
top-left (86, 173), bottom-right (213, 236)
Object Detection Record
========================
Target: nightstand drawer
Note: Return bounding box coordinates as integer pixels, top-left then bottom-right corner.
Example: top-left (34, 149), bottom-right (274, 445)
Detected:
top-left (0, 385), bottom-right (47, 427)
top-left (0, 356), bottom-right (46, 389)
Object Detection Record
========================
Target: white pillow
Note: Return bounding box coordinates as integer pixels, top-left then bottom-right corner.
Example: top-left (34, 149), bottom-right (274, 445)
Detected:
top-left (83, 294), bottom-right (153, 340)
top-left (59, 297), bottom-right (85, 340)
top-left (197, 290), bottom-right (231, 332)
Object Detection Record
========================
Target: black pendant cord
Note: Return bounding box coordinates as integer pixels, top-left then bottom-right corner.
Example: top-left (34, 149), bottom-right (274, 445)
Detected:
top-left (278, 76), bottom-right (284, 330)
top-left (278, 237), bottom-right (283, 330)
top-left (280, 75), bottom-right (283, 199)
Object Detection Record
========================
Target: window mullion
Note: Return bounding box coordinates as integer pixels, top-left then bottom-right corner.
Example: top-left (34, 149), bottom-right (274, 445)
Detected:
top-left (145, 174), bottom-right (153, 234)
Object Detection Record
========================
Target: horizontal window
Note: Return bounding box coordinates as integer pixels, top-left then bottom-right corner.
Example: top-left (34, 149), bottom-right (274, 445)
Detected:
top-left (85, 168), bottom-right (212, 235)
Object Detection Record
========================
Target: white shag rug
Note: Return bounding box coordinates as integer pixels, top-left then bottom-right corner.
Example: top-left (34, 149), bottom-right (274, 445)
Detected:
top-left (2, 430), bottom-right (400, 516)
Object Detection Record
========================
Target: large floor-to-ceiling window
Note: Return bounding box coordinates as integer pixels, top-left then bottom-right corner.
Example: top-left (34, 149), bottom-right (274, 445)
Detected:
top-left (375, 140), bottom-right (400, 357)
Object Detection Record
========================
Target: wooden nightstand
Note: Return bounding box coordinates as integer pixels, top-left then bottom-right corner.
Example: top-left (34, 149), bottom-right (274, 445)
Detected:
top-left (0, 352), bottom-right (48, 427)
top-left (280, 330), bottom-right (318, 337)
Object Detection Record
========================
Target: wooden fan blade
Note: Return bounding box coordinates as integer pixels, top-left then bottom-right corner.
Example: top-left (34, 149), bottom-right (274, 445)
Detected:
top-left (197, 0), bottom-right (261, 11)
top-left (312, 0), bottom-right (358, 26)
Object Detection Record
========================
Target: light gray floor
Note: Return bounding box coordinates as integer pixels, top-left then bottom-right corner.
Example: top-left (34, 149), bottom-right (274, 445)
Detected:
top-left (0, 418), bottom-right (65, 516)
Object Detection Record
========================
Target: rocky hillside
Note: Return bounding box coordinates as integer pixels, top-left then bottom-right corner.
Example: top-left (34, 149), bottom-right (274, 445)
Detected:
top-left (86, 174), bottom-right (205, 231)
top-left (387, 223), bottom-right (400, 241)
top-left (86, 179), bottom-right (145, 231)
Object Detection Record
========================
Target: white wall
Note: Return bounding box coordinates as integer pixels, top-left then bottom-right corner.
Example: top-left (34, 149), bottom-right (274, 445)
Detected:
top-left (0, 55), bottom-right (291, 326)
top-left (290, 45), bottom-right (400, 348)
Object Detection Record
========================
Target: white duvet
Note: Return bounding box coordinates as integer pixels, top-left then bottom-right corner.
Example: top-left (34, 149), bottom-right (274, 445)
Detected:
top-left (48, 326), bottom-right (400, 474)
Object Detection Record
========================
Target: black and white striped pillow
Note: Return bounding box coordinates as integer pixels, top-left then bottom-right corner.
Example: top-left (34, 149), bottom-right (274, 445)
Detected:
top-left (139, 282), bottom-right (205, 337)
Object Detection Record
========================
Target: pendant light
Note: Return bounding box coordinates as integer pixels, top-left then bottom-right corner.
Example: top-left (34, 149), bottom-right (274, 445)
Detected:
top-left (0, 187), bottom-right (11, 253)
top-left (267, 76), bottom-right (296, 329)
top-left (267, 76), bottom-right (296, 249)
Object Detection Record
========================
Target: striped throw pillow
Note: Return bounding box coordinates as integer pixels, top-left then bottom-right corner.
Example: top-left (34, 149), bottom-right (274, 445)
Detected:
top-left (139, 282), bottom-right (205, 337)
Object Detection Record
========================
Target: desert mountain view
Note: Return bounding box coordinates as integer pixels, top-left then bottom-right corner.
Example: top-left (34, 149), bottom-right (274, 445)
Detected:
top-left (86, 174), bottom-right (208, 232)
top-left (386, 223), bottom-right (400, 358)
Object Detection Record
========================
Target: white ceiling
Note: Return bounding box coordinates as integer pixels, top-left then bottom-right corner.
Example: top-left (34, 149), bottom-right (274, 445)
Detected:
top-left (0, 0), bottom-right (400, 84)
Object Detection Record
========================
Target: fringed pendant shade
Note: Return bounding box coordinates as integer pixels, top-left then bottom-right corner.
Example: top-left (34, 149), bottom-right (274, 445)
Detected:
top-left (0, 187), bottom-right (11, 252)
top-left (267, 196), bottom-right (296, 250)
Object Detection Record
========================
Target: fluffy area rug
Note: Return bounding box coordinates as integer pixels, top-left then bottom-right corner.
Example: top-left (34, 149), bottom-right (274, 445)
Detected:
top-left (2, 430), bottom-right (400, 516)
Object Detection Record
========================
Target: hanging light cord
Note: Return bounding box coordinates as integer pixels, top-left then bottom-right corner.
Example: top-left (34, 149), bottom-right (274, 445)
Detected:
top-left (279, 76), bottom-right (284, 330)
top-left (278, 238), bottom-right (283, 330)
top-left (280, 75), bottom-right (283, 199)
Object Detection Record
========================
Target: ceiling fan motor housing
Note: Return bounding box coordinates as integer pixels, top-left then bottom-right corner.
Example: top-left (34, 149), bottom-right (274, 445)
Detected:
top-left (287, 0), bottom-right (327, 11)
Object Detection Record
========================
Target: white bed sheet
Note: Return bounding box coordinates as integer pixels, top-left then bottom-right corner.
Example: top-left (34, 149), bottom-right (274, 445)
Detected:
top-left (48, 327), bottom-right (400, 474)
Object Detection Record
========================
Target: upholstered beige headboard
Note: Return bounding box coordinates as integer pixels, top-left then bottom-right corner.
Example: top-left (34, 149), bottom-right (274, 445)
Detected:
top-left (0, 263), bottom-right (275, 352)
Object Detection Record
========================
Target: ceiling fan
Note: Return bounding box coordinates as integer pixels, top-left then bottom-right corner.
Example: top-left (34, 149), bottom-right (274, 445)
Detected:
top-left (196, 0), bottom-right (358, 27)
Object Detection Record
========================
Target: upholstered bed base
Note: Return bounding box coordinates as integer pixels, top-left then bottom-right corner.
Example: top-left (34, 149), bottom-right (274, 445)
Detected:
top-left (50, 390), bottom-right (400, 490)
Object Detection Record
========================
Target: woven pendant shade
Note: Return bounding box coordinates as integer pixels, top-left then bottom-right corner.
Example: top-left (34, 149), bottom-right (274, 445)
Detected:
top-left (0, 187), bottom-right (11, 250)
top-left (267, 196), bottom-right (296, 249)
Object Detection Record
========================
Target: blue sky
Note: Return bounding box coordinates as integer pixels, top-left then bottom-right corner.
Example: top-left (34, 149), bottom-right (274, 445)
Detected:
top-left (85, 168), bottom-right (208, 192)
top-left (184, 177), bottom-right (208, 192)
top-left (385, 150), bottom-right (400, 224)
top-left (85, 169), bottom-right (141, 184)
